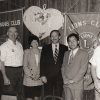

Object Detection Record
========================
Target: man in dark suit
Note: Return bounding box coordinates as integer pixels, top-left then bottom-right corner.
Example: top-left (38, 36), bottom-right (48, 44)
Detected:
top-left (61, 33), bottom-right (89, 100)
top-left (40, 30), bottom-right (68, 97)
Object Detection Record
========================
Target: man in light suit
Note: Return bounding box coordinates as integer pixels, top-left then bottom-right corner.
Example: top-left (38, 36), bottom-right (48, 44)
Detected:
top-left (61, 33), bottom-right (89, 100)
top-left (40, 30), bottom-right (68, 97)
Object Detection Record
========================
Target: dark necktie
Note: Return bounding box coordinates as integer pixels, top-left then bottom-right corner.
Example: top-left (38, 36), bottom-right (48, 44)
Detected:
top-left (54, 45), bottom-right (59, 64)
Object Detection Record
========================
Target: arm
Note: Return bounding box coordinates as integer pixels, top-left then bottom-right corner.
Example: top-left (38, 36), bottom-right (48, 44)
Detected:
top-left (23, 50), bottom-right (33, 78)
top-left (0, 61), bottom-right (10, 85)
top-left (72, 52), bottom-right (89, 83)
top-left (61, 52), bottom-right (69, 84)
top-left (0, 49), bottom-right (10, 85)
top-left (40, 46), bottom-right (47, 83)
top-left (91, 64), bottom-right (97, 82)
top-left (91, 64), bottom-right (100, 92)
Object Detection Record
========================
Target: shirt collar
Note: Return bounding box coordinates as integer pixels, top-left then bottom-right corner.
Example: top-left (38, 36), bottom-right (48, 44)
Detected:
top-left (71, 48), bottom-right (79, 57)
top-left (8, 39), bottom-right (17, 45)
top-left (52, 43), bottom-right (59, 48)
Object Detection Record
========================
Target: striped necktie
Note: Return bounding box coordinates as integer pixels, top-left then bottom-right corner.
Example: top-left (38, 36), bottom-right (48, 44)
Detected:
top-left (54, 45), bottom-right (59, 64)
top-left (68, 51), bottom-right (73, 64)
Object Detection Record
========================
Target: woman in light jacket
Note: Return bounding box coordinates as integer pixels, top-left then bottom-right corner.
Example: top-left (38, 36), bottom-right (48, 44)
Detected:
top-left (23, 35), bottom-right (43, 100)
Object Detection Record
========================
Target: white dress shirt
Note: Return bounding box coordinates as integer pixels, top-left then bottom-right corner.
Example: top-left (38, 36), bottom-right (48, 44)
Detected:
top-left (90, 46), bottom-right (100, 79)
top-left (52, 43), bottom-right (59, 55)
top-left (0, 39), bottom-right (23, 67)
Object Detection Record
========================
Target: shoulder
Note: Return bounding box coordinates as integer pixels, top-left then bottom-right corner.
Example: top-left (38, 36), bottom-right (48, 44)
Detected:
top-left (60, 44), bottom-right (68, 49)
top-left (43, 44), bottom-right (51, 48)
top-left (16, 41), bottom-right (23, 47)
top-left (24, 49), bottom-right (30, 54)
top-left (94, 46), bottom-right (100, 52)
top-left (79, 49), bottom-right (88, 55)
top-left (0, 41), bottom-right (8, 50)
top-left (42, 44), bottom-right (51, 50)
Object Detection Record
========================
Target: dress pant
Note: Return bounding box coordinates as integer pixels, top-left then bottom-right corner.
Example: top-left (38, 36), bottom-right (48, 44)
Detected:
top-left (95, 90), bottom-right (100, 100)
top-left (0, 71), bottom-right (4, 100)
top-left (5, 66), bottom-right (23, 100)
top-left (63, 81), bottom-right (83, 100)
top-left (83, 89), bottom-right (95, 100)
top-left (44, 76), bottom-right (63, 98)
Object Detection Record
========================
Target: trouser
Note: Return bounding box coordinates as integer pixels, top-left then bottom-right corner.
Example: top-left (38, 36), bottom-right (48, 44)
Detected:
top-left (43, 76), bottom-right (63, 97)
top-left (0, 71), bottom-right (4, 100)
top-left (63, 82), bottom-right (83, 100)
top-left (5, 66), bottom-right (23, 100)
top-left (95, 90), bottom-right (100, 100)
top-left (83, 89), bottom-right (95, 100)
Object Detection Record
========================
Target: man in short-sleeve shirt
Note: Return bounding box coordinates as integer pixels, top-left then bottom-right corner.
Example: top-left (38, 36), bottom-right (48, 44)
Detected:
top-left (90, 45), bottom-right (100, 100)
top-left (0, 27), bottom-right (23, 100)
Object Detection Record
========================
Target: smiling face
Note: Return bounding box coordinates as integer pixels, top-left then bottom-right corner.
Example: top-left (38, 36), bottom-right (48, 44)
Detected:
top-left (31, 40), bottom-right (39, 48)
top-left (7, 27), bottom-right (18, 42)
top-left (68, 36), bottom-right (79, 50)
top-left (50, 31), bottom-right (60, 44)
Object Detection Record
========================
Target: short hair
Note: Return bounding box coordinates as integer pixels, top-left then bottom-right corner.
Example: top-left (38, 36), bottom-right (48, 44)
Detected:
top-left (50, 30), bottom-right (61, 37)
top-left (67, 33), bottom-right (79, 42)
top-left (7, 26), bottom-right (17, 32)
top-left (28, 35), bottom-right (39, 46)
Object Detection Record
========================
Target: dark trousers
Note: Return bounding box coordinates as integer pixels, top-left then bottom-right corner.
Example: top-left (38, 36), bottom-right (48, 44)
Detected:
top-left (44, 76), bottom-right (63, 97)
top-left (5, 66), bottom-right (23, 100)
top-left (0, 71), bottom-right (4, 100)
top-left (83, 89), bottom-right (95, 100)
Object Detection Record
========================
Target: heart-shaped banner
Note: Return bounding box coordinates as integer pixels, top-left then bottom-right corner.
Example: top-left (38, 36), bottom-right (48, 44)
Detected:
top-left (23, 6), bottom-right (64, 39)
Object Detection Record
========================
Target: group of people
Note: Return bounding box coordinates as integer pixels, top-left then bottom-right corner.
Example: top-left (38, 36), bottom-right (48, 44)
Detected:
top-left (0, 26), bottom-right (100, 100)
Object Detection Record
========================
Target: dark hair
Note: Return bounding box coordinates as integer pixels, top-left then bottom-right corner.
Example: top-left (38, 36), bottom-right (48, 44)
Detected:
top-left (28, 35), bottom-right (39, 46)
top-left (67, 33), bottom-right (79, 42)
top-left (50, 30), bottom-right (61, 37)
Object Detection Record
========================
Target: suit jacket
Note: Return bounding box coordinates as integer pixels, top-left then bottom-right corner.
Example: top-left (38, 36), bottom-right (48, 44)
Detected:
top-left (40, 43), bottom-right (68, 80)
top-left (62, 49), bottom-right (89, 84)
top-left (23, 49), bottom-right (43, 86)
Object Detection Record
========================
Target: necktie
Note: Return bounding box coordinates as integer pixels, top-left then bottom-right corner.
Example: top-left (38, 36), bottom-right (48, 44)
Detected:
top-left (54, 45), bottom-right (59, 64)
top-left (68, 51), bottom-right (73, 64)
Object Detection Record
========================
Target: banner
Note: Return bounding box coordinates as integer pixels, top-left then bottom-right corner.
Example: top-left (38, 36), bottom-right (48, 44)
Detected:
top-left (65, 13), bottom-right (100, 59)
top-left (0, 9), bottom-right (23, 45)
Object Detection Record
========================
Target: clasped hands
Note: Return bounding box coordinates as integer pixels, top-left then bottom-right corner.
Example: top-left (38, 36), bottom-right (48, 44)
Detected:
top-left (64, 79), bottom-right (75, 85)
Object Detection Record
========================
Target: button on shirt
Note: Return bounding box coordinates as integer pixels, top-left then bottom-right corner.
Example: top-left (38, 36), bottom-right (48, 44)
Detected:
top-left (0, 39), bottom-right (23, 67)
top-left (90, 46), bottom-right (100, 79)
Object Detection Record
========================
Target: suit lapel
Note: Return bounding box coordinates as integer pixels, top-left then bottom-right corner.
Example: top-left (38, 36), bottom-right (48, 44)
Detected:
top-left (70, 49), bottom-right (80, 64)
top-left (67, 50), bottom-right (71, 64)
top-left (49, 44), bottom-right (55, 63)
top-left (73, 49), bottom-right (80, 60)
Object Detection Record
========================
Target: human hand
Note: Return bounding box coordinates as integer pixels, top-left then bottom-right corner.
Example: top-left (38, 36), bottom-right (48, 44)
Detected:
top-left (4, 77), bottom-right (10, 85)
top-left (41, 76), bottom-right (47, 83)
top-left (69, 80), bottom-right (74, 84)
top-left (84, 74), bottom-right (90, 80)
top-left (64, 80), bottom-right (74, 85)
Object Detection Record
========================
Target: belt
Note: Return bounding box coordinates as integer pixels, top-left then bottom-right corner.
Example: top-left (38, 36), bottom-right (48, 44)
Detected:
top-left (5, 66), bottom-right (22, 68)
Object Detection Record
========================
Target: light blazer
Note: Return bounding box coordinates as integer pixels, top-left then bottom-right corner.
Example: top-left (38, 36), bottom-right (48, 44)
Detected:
top-left (23, 48), bottom-right (42, 86)
top-left (62, 49), bottom-right (89, 84)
